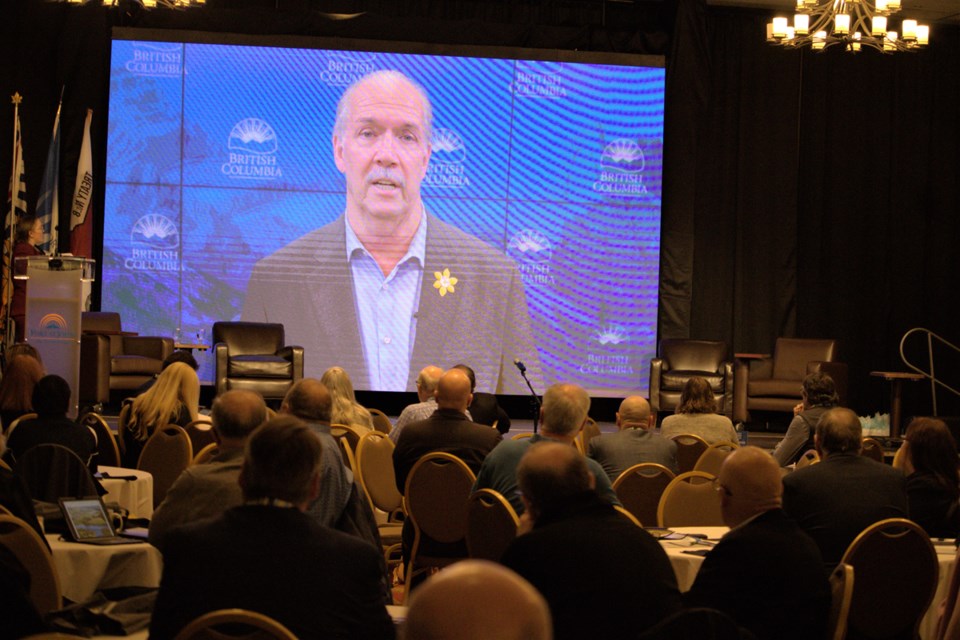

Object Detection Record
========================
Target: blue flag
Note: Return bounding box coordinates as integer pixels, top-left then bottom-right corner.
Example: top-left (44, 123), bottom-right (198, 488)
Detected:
top-left (36, 104), bottom-right (61, 255)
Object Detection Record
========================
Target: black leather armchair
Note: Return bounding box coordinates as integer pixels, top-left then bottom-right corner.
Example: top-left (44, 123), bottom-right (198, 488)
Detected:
top-left (649, 339), bottom-right (733, 418)
top-left (213, 321), bottom-right (303, 400)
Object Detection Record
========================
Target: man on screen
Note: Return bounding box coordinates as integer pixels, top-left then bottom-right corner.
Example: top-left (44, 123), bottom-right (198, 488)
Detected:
top-left (242, 69), bottom-right (541, 394)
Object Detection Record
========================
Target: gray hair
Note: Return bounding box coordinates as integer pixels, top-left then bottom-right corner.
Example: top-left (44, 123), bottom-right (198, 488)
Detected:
top-left (332, 69), bottom-right (434, 144)
top-left (541, 383), bottom-right (591, 436)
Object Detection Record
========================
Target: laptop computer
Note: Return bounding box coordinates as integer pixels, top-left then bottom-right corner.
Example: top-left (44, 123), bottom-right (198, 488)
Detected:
top-left (58, 497), bottom-right (146, 545)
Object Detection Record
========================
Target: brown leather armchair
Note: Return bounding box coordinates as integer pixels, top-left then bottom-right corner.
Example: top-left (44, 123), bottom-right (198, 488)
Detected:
top-left (213, 321), bottom-right (303, 400)
top-left (79, 312), bottom-right (174, 405)
top-left (732, 338), bottom-right (848, 424)
top-left (649, 339), bottom-right (733, 418)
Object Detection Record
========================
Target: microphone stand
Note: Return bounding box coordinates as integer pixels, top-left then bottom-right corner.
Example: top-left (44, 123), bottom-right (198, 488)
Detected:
top-left (516, 362), bottom-right (542, 434)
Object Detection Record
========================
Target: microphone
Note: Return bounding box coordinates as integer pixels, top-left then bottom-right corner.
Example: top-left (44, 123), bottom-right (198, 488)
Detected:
top-left (513, 358), bottom-right (526, 373)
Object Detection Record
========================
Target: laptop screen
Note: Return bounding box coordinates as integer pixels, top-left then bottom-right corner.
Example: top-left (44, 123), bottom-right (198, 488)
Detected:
top-left (60, 498), bottom-right (116, 540)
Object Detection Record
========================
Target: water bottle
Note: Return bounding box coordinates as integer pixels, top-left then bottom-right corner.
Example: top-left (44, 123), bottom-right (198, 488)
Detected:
top-left (735, 422), bottom-right (748, 446)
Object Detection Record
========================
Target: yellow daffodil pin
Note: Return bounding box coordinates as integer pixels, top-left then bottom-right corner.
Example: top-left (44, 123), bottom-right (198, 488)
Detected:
top-left (433, 268), bottom-right (458, 297)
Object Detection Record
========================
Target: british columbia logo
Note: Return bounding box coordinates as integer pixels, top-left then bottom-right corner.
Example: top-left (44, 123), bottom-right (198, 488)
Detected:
top-left (582, 323), bottom-right (635, 376)
top-left (425, 128), bottom-right (469, 189)
top-left (509, 70), bottom-right (567, 99)
top-left (126, 42), bottom-right (183, 78)
top-left (320, 51), bottom-right (377, 87)
top-left (508, 229), bottom-right (555, 285)
top-left (593, 138), bottom-right (649, 196)
top-left (126, 214), bottom-right (179, 272)
top-left (31, 313), bottom-right (72, 340)
top-left (223, 118), bottom-right (282, 180)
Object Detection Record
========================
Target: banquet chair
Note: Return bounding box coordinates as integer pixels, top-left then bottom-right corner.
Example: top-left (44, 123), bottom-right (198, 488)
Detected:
top-left (213, 321), bottom-right (303, 401)
top-left (138, 425), bottom-right (193, 506)
top-left (657, 471), bottom-right (723, 528)
top-left (4, 412), bottom-right (37, 438)
top-left (614, 505), bottom-right (643, 527)
top-left (636, 607), bottom-right (755, 639)
top-left (649, 339), bottom-right (734, 417)
top-left (511, 433), bottom-right (534, 441)
top-left (117, 401), bottom-right (133, 458)
top-left (795, 449), bottom-right (820, 470)
top-left (339, 438), bottom-right (357, 474)
top-left (368, 408), bottom-right (393, 434)
top-left (576, 418), bottom-right (602, 456)
top-left (670, 433), bottom-right (710, 473)
top-left (693, 441), bottom-right (739, 477)
top-left (354, 432), bottom-right (404, 522)
top-left (612, 463), bottom-right (676, 527)
top-left (860, 437), bottom-right (885, 463)
top-left (330, 423), bottom-right (364, 459)
top-left (172, 608), bottom-right (297, 640)
top-left (193, 443), bottom-right (219, 465)
top-left (827, 562), bottom-right (854, 640)
top-left (466, 488), bottom-right (519, 562)
top-left (184, 418), bottom-right (217, 454)
top-left (17, 444), bottom-right (98, 502)
top-left (78, 411), bottom-right (121, 468)
top-left (0, 514), bottom-right (62, 615)
top-left (840, 518), bottom-right (938, 640)
top-left (403, 452), bottom-right (476, 604)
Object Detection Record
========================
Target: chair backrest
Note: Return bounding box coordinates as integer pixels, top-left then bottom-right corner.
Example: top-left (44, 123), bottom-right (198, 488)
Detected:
top-left (138, 425), bottom-right (193, 506)
top-left (511, 432), bottom-right (534, 441)
top-left (660, 339), bottom-right (729, 373)
top-left (796, 449), bottom-right (820, 469)
top-left (576, 418), bottom-right (602, 455)
top-left (212, 321), bottom-right (284, 356)
top-left (185, 418), bottom-right (217, 454)
top-left (339, 437), bottom-right (357, 474)
top-left (78, 412), bottom-right (121, 468)
top-left (772, 338), bottom-right (838, 381)
top-left (827, 562), bottom-right (854, 640)
top-left (612, 463), bottom-right (676, 527)
top-left (405, 452), bottom-right (476, 545)
top-left (860, 437), bottom-right (885, 463)
top-left (355, 432), bottom-right (403, 516)
top-left (117, 401), bottom-right (133, 457)
top-left (193, 443), bottom-right (219, 465)
top-left (173, 608), bottom-right (298, 640)
top-left (329, 423), bottom-right (363, 457)
top-left (5, 412), bottom-right (37, 438)
top-left (81, 311), bottom-right (122, 334)
top-left (657, 471), bottom-right (723, 528)
top-left (614, 505), bottom-right (643, 527)
top-left (17, 444), bottom-right (99, 502)
top-left (670, 433), bottom-right (710, 473)
top-left (891, 443), bottom-right (908, 471)
top-left (367, 408), bottom-right (392, 434)
top-left (466, 488), bottom-right (519, 562)
top-left (840, 518), bottom-right (938, 640)
top-left (0, 514), bottom-right (62, 614)
top-left (693, 441), bottom-right (739, 476)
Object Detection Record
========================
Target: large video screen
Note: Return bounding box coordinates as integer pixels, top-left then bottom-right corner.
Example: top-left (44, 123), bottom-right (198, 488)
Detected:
top-left (104, 32), bottom-right (665, 397)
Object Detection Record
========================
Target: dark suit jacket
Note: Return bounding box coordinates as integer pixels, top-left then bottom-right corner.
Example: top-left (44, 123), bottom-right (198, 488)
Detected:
top-left (502, 492), bottom-right (681, 640)
top-left (6, 415), bottom-right (96, 472)
top-left (149, 505), bottom-right (394, 640)
top-left (684, 509), bottom-right (831, 640)
top-left (782, 453), bottom-right (908, 569)
top-left (392, 408), bottom-right (501, 493)
top-left (468, 392), bottom-right (511, 434)
top-left (242, 213), bottom-right (541, 394)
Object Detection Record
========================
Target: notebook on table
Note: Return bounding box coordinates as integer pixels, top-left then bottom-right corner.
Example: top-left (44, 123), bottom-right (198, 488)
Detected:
top-left (58, 497), bottom-right (146, 545)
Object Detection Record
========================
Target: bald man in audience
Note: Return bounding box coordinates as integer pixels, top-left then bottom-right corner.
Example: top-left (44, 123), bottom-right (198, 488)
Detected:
top-left (782, 407), bottom-right (908, 570)
top-left (685, 446), bottom-right (830, 639)
top-left (389, 365), bottom-right (446, 443)
top-left (473, 382), bottom-right (619, 514)
top-left (149, 390), bottom-right (267, 551)
top-left (405, 560), bottom-right (551, 640)
top-left (501, 442), bottom-right (680, 640)
top-left (588, 395), bottom-right (677, 481)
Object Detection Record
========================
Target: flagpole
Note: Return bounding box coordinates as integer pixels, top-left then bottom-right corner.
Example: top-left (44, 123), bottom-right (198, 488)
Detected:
top-left (3, 93), bottom-right (23, 353)
top-left (7, 93), bottom-right (20, 251)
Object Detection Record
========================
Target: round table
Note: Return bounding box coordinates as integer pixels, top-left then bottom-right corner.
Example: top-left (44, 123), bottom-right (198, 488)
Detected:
top-left (97, 466), bottom-right (154, 518)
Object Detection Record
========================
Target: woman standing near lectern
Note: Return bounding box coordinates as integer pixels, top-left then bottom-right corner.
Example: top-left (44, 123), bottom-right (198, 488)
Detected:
top-left (10, 216), bottom-right (43, 342)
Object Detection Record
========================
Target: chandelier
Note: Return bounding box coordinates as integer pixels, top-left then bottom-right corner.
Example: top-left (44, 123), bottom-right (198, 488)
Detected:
top-left (766, 0), bottom-right (930, 53)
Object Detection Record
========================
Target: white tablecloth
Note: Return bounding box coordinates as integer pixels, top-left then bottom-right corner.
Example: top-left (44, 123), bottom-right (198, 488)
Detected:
top-left (97, 466), bottom-right (154, 518)
top-left (48, 534), bottom-right (163, 603)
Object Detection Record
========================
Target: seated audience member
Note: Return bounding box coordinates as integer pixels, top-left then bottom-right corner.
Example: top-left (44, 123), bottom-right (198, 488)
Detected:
top-left (782, 407), bottom-right (908, 570)
top-left (5, 342), bottom-right (43, 368)
top-left (901, 417), bottom-right (960, 538)
top-left (453, 363), bottom-right (511, 435)
top-left (123, 362), bottom-right (200, 467)
top-left (149, 417), bottom-right (395, 640)
top-left (135, 350), bottom-right (199, 395)
top-left (0, 354), bottom-right (43, 431)
top-left (771, 372), bottom-right (838, 467)
top-left (501, 442), bottom-right (680, 640)
top-left (0, 437), bottom-right (46, 541)
top-left (148, 390), bottom-right (267, 551)
top-left (660, 376), bottom-right (738, 444)
top-left (321, 366), bottom-right (374, 432)
top-left (473, 383), bottom-right (619, 514)
top-left (6, 375), bottom-right (96, 471)
top-left (685, 446), bottom-right (830, 639)
top-left (405, 560), bottom-right (551, 640)
top-left (588, 395), bottom-right (677, 481)
top-left (390, 365), bottom-right (444, 443)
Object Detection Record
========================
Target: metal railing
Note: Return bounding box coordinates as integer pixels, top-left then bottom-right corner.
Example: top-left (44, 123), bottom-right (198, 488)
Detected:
top-left (899, 327), bottom-right (960, 416)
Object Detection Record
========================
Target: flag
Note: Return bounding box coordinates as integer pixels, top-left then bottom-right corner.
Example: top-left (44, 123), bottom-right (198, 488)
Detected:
top-left (2, 98), bottom-right (27, 332)
top-left (36, 103), bottom-right (61, 255)
top-left (70, 109), bottom-right (94, 258)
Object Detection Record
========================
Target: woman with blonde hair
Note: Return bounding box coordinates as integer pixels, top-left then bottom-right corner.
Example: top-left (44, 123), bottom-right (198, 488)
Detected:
top-left (123, 361), bottom-right (200, 467)
top-left (0, 354), bottom-right (44, 431)
top-left (320, 366), bottom-right (373, 432)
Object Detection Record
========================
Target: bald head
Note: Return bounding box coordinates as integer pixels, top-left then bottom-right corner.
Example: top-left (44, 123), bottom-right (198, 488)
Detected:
top-left (435, 369), bottom-right (473, 413)
top-left (406, 560), bottom-right (551, 640)
top-left (281, 378), bottom-right (332, 423)
top-left (617, 396), bottom-right (653, 431)
top-left (416, 365), bottom-right (444, 402)
top-left (717, 446), bottom-right (783, 527)
top-left (518, 441), bottom-right (595, 519)
top-left (540, 383), bottom-right (590, 440)
top-left (211, 390), bottom-right (268, 442)
top-left (816, 407), bottom-right (862, 456)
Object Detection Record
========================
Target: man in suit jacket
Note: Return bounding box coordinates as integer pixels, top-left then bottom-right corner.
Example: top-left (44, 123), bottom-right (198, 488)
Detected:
top-left (454, 363), bottom-right (510, 434)
top-left (685, 446), bottom-right (830, 640)
top-left (782, 407), bottom-right (908, 570)
top-left (149, 417), bottom-right (394, 640)
top-left (502, 442), bottom-right (681, 640)
top-left (588, 395), bottom-right (677, 481)
top-left (242, 70), bottom-right (540, 395)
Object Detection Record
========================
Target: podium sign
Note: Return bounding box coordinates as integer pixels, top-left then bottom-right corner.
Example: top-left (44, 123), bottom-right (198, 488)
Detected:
top-left (17, 257), bottom-right (96, 417)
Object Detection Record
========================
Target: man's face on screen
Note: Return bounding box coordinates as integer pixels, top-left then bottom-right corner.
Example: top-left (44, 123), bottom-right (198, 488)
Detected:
top-left (334, 77), bottom-right (431, 225)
